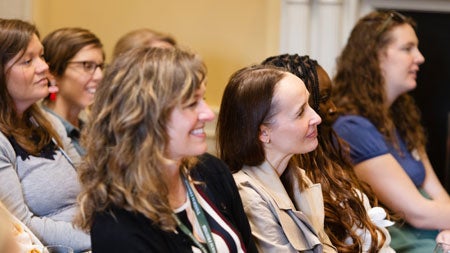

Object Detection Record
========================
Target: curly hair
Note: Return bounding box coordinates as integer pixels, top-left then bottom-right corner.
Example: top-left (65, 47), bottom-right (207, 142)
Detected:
top-left (0, 19), bottom-right (62, 154)
top-left (332, 10), bottom-right (426, 152)
top-left (75, 47), bottom-right (206, 232)
top-left (262, 54), bottom-right (387, 252)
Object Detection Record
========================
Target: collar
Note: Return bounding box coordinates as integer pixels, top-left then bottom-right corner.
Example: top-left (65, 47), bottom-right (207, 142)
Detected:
top-left (241, 161), bottom-right (296, 210)
top-left (42, 106), bottom-right (82, 139)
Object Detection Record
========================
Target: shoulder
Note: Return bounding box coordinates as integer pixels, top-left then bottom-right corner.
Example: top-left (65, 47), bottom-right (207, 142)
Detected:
top-left (190, 153), bottom-right (234, 185)
top-left (41, 109), bottom-right (66, 134)
top-left (333, 115), bottom-right (376, 131)
top-left (0, 131), bottom-right (15, 159)
top-left (333, 115), bottom-right (389, 164)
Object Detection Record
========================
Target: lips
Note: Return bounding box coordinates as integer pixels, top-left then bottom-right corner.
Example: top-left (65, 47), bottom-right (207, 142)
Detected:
top-left (35, 77), bottom-right (48, 86)
top-left (307, 130), bottom-right (318, 138)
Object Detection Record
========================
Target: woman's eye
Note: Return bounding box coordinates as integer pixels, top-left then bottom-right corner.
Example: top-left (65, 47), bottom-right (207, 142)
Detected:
top-left (23, 59), bottom-right (32, 65)
top-left (319, 95), bottom-right (329, 103)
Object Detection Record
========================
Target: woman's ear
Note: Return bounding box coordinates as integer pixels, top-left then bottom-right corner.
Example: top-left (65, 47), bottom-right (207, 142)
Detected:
top-left (259, 125), bottom-right (271, 144)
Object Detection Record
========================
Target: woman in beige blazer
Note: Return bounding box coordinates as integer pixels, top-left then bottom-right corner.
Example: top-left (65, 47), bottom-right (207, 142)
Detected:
top-left (217, 65), bottom-right (336, 252)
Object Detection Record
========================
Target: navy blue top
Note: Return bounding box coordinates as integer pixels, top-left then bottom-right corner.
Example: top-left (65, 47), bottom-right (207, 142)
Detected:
top-left (333, 115), bottom-right (426, 187)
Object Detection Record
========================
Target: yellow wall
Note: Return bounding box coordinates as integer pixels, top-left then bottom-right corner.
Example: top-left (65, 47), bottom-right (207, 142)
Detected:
top-left (31, 0), bottom-right (280, 108)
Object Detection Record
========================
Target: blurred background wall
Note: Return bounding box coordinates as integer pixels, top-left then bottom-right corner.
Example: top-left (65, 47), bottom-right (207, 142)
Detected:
top-left (1, 0), bottom-right (449, 189)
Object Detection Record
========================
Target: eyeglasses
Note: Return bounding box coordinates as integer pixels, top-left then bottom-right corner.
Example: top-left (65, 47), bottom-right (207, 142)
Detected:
top-left (376, 11), bottom-right (408, 36)
top-left (67, 61), bottom-right (104, 75)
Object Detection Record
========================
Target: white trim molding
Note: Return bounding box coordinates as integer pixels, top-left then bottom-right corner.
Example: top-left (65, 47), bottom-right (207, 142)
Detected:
top-left (280, 0), bottom-right (450, 75)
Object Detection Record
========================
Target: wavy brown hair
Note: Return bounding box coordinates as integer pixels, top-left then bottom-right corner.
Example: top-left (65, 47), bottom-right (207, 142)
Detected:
top-left (76, 47), bottom-right (206, 232)
top-left (0, 19), bottom-right (62, 154)
top-left (263, 54), bottom-right (386, 252)
top-left (332, 10), bottom-right (426, 152)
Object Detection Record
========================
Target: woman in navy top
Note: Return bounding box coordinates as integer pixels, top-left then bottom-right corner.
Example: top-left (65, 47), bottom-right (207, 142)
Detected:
top-left (331, 10), bottom-right (450, 252)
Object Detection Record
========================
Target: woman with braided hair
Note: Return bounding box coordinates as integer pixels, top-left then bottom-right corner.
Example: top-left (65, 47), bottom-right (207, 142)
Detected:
top-left (262, 54), bottom-right (394, 252)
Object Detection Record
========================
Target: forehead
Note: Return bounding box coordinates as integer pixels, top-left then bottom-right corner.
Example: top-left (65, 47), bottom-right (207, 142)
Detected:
top-left (388, 23), bottom-right (419, 45)
top-left (274, 72), bottom-right (308, 104)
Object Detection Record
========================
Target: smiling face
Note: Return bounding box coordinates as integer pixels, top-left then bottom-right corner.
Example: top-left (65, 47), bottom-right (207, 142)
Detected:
top-left (166, 83), bottom-right (215, 161)
top-left (6, 34), bottom-right (49, 115)
top-left (261, 72), bottom-right (322, 160)
top-left (379, 23), bottom-right (425, 104)
top-left (55, 44), bottom-right (104, 112)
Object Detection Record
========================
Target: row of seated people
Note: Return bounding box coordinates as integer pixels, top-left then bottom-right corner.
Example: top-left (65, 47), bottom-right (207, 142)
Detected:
top-left (1, 10), bottom-right (449, 253)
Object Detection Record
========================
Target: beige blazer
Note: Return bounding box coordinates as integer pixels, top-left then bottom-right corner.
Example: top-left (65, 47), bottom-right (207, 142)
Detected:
top-left (234, 161), bottom-right (336, 253)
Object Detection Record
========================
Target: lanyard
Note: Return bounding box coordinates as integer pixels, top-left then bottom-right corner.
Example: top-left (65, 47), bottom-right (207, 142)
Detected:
top-left (173, 175), bottom-right (217, 253)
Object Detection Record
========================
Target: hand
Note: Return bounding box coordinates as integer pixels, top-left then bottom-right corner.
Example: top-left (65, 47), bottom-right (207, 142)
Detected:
top-left (436, 230), bottom-right (450, 244)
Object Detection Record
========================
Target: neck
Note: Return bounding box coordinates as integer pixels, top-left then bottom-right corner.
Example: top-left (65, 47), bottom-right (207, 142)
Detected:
top-left (166, 162), bottom-right (187, 209)
top-left (265, 152), bottom-right (292, 177)
top-left (47, 100), bottom-right (81, 128)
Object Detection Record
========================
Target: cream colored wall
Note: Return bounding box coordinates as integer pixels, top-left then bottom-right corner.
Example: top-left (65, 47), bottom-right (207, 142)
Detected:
top-left (31, 0), bottom-right (280, 108)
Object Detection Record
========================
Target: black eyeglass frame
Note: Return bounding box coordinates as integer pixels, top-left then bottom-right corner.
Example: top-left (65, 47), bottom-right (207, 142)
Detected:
top-left (67, 61), bottom-right (105, 75)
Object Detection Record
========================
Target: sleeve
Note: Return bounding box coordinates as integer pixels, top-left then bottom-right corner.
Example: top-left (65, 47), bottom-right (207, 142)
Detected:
top-left (234, 175), bottom-right (298, 253)
top-left (220, 162), bottom-right (258, 253)
top-left (91, 209), bottom-right (170, 253)
top-left (332, 115), bottom-right (389, 164)
top-left (350, 189), bottom-right (395, 253)
top-left (196, 153), bottom-right (258, 253)
top-left (0, 135), bottom-right (90, 252)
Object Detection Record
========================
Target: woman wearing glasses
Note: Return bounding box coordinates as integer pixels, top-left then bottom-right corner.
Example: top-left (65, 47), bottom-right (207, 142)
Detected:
top-left (0, 19), bottom-right (90, 251)
top-left (42, 27), bottom-right (104, 155)
top-left (331, 10), bottom-right (450, 252)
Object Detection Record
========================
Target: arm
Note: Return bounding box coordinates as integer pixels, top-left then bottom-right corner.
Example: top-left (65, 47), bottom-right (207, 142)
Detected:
top-left (419, 150), bottom-right (450, 203)
top-left (354, 154), bottom-right (450, 230)
top-left (0, 137), bottom-right (89, 252)
top-left (333, 115), bottom-right (450, 230)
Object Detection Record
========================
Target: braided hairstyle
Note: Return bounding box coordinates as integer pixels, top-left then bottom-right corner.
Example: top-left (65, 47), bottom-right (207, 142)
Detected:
top-left (262, 54), bottom-right (387, 252)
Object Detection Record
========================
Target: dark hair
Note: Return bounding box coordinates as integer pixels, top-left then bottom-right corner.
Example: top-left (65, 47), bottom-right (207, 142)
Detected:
top-left (216, 65), bottom-right (285, 172)
top-left (262, 54), bottom-right (320, 112)
top-left (263, 53), bottom-right (387, 252)
top-left (0, 19), bottom-right (62, 154)
top-left (43, 27), bottom-right (103, 77)
top-left (333, 10), bottom-right (425, 151)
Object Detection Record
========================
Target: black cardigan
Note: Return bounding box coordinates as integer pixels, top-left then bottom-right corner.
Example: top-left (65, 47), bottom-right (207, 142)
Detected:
top-left (90, 153), bottom-right (258, 253)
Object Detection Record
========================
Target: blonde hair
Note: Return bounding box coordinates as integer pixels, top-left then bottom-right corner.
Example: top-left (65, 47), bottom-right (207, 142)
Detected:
top-left (112, 28), bottom-right (176, 59)
top-left (76, 47), bottom-right (206, 232)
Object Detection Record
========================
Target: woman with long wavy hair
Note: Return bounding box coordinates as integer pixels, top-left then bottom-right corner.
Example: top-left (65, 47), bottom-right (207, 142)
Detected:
top-left (0, 19), bottom-right (89, 251)
top-left (217, 64), bottom-right (337, 252)
top-left (262, 54), bottom-right (394, 252)
top-left (332, 10), bottom-right (450, 252)
top-left (76, 47), bottom-right (257, 253)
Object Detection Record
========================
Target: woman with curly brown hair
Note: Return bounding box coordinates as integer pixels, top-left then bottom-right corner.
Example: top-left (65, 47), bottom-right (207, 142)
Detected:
top-left (262, 54), bottom-right (394, 252)
top-left (75, 47), bottom-right (257, 253)
top-left (331, 10), bottom-right (450, 252)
